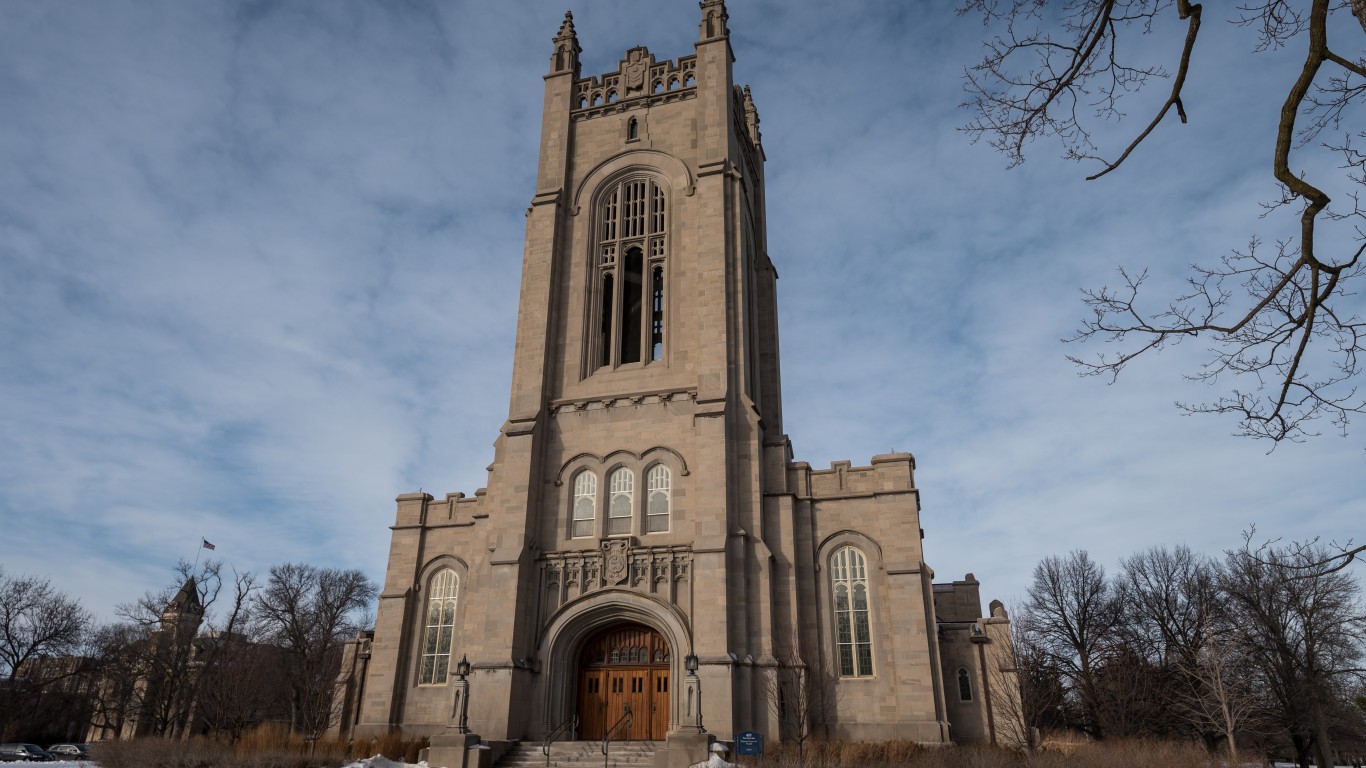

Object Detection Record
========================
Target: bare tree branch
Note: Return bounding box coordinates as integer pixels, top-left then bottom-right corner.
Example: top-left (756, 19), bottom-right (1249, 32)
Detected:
top-left (1242, 524), bottom-right (1366, 575)
top-left (964, 0), bottom-right (1366, 443)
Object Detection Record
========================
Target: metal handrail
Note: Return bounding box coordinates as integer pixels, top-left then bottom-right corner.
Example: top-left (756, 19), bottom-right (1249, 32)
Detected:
top-left (543, 713), bottom-right (578, 768)
top-left (601, 704), bottom-right (633, 768)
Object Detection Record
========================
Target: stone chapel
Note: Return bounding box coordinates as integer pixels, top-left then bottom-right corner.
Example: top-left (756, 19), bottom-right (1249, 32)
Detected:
top-left (337, 3), bottom-right (1017, 764)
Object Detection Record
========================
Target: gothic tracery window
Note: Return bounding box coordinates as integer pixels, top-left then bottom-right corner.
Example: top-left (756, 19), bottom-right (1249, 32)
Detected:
top-left (646, 464), bottom-right (670, 533)
top-left (419, 568), bottom-right (459, 685)
top-left (607, 468), bottom-right (633, 535)
top-left (958, 667), bottom-right (973, 701)
top-left (596, 177), bottom-right (667, 370)
top-left (831, 546), bottom-right (874, 678)
top-left (572, 470), bottom-right (596, 538)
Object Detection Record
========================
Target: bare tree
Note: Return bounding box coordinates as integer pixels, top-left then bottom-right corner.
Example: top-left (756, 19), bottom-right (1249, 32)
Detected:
top-left (1246, 525), bottom-right (1365, 576)
top-left (759, 631), bottom-right (841, 761)
top-left (1023, 550), bottom-right (1122, 738)
top-left (1092, 643), bottom-right (1176, 739)
top-left (0, 568), bottom-right (91, 740)
top-left (0, 568), bottom-right (90, 678)
top-left (192, 569), bottom-right (290, 741)
top-left (1117, 545), bottom-right (1220, 670)
top-left (987, 611), bottom-right (1065, 749)
top-left (1171, 626), bottom-right (1271, 765)
top-left (1221, 540), bottom-right (1365, 768)
top-left (962, 0), bottom-right (1366, 443)
top-left (252, 563), bottom-right (376, 740)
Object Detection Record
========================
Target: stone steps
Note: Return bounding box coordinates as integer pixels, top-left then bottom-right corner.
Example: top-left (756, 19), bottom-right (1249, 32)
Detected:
top-left (495, 740), bottom-right (660, 768)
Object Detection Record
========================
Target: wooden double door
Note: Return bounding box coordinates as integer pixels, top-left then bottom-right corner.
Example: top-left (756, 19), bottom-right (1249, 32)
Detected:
top-left (577, 623), bottom-right (670, 740)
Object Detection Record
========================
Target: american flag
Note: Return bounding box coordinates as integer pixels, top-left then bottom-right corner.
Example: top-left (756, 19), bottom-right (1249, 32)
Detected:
top-left (202, 539), bottom-right (216, 551)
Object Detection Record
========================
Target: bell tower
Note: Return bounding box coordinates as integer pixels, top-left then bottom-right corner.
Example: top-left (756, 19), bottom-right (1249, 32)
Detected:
top-left (478, 0), bottom-right (787, 737)
top-left (357, 2), bottom-right (976, 755)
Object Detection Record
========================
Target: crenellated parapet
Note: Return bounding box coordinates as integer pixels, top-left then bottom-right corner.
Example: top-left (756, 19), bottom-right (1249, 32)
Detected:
top-left (393, 489), bottom-right (487, 528)
top-left (573, 47), bottom-right (697, 119)
top-left (788, 452), bottom-right (918, 500)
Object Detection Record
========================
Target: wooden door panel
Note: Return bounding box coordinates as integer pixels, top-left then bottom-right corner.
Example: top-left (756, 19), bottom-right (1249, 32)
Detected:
top-left (578, 669), bottom-right (607, 740)
top-left (649, 670), bottom-right (670, 738)
top-left (577, 623), bottom-right (671, 741)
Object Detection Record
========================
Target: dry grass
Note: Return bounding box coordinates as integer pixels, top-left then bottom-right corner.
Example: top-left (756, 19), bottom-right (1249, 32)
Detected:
top-left (748, 738), bottom-right (1229, 768)
top-left (90, 725), bottom-right (428, 768)
top-left (91, 734), bottom-right (1227, 768)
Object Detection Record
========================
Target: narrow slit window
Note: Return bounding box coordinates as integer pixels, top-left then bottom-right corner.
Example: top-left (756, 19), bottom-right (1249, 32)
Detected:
top-left (958, 667), bottom-right (973, 701)
top-left (627, 117), bottom-right (638, 140)
top-left (600, 273), bottom-right (614, 368)
top-left (620, 249), bottom-right (643, 364)
top-left (650, 266), bottom-right (664, 361)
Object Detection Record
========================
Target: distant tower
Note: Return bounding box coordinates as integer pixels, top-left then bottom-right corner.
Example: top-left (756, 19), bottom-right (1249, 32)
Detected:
top-left (159, 576), bottom-right (205, 646)
top-left (123, 576), bottom-right (205, 739)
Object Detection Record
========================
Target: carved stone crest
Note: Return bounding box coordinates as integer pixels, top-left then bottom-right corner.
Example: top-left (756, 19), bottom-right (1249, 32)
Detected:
top-left (602, 539), bottom-right (630, 585)
top-left (623, 48), bottom-right (650, 92)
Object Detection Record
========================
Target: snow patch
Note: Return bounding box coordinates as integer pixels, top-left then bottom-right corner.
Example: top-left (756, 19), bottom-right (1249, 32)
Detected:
top-left (341, 756), bottom-right (429, 768)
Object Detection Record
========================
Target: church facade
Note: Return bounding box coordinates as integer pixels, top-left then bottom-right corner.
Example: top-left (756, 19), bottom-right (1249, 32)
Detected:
top-left (346, 2), bottom-right (1016, 758)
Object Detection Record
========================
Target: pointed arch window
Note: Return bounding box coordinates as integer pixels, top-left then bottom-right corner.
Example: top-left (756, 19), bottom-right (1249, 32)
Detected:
top-left (595, 177), bottom-right (667, 370)
top-left (607, 468), bottom-right (633, 536)
top-left (957, 667), bottom-right (973, 701)
top-left (572, 471), bottom-right (596, 538)
top-left (646, 465), bottom-right (671, 533)
top-left (831, 546), bottom-right (874, 678)
top-left (419, 568), bottom-right (459, 685)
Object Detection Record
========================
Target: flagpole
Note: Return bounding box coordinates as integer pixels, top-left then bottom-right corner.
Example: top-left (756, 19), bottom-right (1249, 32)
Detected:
top-left (192, 538), bottom-right (204, 576)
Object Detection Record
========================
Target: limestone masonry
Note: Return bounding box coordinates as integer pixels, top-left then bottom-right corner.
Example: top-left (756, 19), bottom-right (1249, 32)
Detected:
top-left (332, 4), bottom-right (1018, 765)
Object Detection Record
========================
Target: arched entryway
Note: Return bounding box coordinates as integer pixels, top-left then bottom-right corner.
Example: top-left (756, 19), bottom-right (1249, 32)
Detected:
top-left (577, 623), bottom-right (670, 740)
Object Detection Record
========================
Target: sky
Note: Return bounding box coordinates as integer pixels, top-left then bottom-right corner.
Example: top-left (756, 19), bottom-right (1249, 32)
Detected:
top-left (1, 1), bottom-right (1362, 626)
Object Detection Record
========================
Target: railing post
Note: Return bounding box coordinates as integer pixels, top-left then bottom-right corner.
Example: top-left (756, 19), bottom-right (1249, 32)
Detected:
top-left (602, 704), bottom-right (632, 768)
top-left (544, 713), bottom-right (578, 768)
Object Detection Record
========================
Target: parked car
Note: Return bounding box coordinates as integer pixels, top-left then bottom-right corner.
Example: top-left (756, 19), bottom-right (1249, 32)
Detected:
top-left (44, 744), bottom-right (89, 760)
top-left (0, 744), bottom-right (52, 762)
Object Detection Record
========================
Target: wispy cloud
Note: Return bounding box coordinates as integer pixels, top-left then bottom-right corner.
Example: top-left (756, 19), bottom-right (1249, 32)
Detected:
top-left (1, 0), bottom-right (1359, 621)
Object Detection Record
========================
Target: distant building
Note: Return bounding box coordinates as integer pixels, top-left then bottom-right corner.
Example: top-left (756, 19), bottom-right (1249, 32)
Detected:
top-left (88, 576), bottom-right (206, 741)
top-left (85, 578), bottom-right (291, 742)
top-left (7, 655), bottom-right (97, 744)
top-left (344, 2), bottom-right (1017, 760)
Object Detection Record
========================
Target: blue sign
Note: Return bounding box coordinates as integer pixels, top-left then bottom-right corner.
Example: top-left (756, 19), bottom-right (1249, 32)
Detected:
top-left (735, 730), bottom-right (763, 756)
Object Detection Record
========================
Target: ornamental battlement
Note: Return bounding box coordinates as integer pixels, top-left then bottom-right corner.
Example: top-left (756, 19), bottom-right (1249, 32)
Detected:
top-left (789, 453), bottom-right (919, 500)
top-left (573, 47), bottom-right (698, 116)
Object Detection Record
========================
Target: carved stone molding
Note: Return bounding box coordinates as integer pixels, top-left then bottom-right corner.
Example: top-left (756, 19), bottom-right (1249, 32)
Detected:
top-left (539, 543), bottom-right (693, 616)
top-left (603, 539), bottom-right (630, 586)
